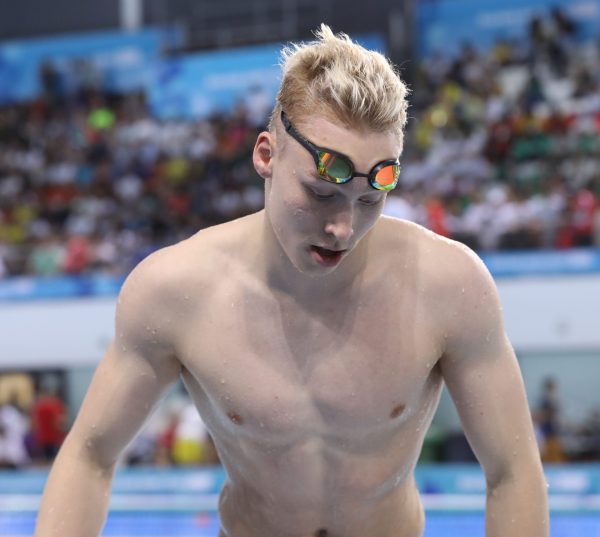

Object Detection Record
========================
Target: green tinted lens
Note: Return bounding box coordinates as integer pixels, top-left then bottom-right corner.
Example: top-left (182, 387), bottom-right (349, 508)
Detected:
top-left (317, 151), bottom-right (352, 183)
top-left (372, 164), bottom-right (400, 191)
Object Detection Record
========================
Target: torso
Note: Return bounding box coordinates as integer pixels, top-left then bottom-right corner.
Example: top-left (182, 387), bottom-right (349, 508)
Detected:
top-left (164, 212), bottom-right (450, 537)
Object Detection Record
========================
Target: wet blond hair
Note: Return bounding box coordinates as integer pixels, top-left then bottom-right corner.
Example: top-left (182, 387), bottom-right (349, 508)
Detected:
top-left (269, 24), bottom-right (409, 139)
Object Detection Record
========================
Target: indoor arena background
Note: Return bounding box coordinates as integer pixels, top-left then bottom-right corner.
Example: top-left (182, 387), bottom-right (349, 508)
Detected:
top-left (1, 1), bottom-right (600, 536)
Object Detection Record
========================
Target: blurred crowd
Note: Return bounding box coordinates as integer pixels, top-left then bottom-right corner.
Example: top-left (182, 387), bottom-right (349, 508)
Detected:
top-left (1, 7), bottom-right (600, 279)
top-left (0, 373), bottom-right (222, 468)
top-left (0, 374), bottom-right (67, 468)
top-left (0, 93), bottom-right (264, 278)
top-left (387, 6), bottom-right (600, 250)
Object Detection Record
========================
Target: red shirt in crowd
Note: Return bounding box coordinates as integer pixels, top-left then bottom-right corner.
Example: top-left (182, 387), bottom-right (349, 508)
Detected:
top-left (31, 395), bottom-right (66, 446)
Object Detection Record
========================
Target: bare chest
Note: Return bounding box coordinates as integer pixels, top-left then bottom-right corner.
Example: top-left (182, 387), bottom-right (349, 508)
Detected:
top-left (177, 286), bottom-right (443, 444)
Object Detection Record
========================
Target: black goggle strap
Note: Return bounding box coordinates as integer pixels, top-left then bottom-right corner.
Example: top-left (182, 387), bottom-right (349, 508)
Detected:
top-left (281, 110), bottom-right (400, 190)
top-left (281, 111), bottom-right (352, 183)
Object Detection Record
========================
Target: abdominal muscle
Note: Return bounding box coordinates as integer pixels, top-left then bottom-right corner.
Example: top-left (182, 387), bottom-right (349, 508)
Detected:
top-left (180, 359), bottom-right (438, 537)
top-left (215, 432), bottom-right (426, 537)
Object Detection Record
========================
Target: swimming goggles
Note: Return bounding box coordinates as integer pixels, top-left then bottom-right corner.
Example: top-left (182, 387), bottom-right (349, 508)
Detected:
top-left (280, 110), bottom-right (400, 191)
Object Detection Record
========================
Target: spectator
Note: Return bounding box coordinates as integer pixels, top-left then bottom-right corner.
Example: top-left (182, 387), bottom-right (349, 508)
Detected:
top-left (172, 401), bottom-right (216, 466)
top-left (537, 377), bottom-right (566, 463)
top-left (0, 396), bottom-right (30, 468)
top-left (30, 378), bottom-right (67, 462)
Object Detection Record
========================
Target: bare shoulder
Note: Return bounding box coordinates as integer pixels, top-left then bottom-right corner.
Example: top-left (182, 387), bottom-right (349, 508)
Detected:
top-left (377, 215), bottom-right (500, 330)
top-left (115, 218), bottom-right (247, 345)
top-left (125, 213), bottom-right (254, 292)
top-left (378, 215), bottom-right (493, 290)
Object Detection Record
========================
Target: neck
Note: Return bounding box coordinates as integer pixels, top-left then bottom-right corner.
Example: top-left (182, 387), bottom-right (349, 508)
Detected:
top-left (254, 210), bottom-right (369, 301)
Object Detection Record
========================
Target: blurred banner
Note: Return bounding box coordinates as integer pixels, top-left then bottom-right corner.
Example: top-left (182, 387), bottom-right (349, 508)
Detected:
top-left (417, 0), bottom-right (600, 57)
top-left (147, 34), bottom-right (386, 120)
top-left (0, 28), bottom-right (383, 119)
top-left (0, 26), bottom-right (182, 104)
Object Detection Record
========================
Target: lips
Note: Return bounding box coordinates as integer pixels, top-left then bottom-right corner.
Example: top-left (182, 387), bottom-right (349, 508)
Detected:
top-left (309, 245), bottom-right (347, 267)
top-left (314, 246), bottom-right (343, 256)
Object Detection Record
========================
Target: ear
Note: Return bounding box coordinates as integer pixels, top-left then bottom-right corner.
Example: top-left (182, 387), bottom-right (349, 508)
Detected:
top-left (253, 131), bottom-right (275, 179)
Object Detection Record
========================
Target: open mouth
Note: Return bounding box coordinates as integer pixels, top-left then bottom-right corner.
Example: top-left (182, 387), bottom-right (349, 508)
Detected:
top-left (309, 245), bottom-right (346, 266)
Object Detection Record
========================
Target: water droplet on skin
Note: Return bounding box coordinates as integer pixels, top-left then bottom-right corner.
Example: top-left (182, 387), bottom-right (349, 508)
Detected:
top-left (220, 378), bottom-right (226, 384)
top-left (461, 288), bottom-right (465, 293)
top-left (184, 295), bottom-right (189, 300)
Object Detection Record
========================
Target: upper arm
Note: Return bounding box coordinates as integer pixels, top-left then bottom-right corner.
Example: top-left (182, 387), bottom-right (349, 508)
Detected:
top-left (439, 246), bottom-right (541, 485)
top-left (67, 250), bottom-right (183, 468)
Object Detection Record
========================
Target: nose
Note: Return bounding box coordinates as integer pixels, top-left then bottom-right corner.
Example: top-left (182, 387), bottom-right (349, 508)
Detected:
top-left (324, 208), bottom-right (354, 244)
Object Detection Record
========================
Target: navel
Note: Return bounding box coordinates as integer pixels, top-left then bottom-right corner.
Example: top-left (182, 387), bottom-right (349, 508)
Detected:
top-left (390, 403), bottom-right (406, 419)
top-left (227, 411), bottom-right (244, 425)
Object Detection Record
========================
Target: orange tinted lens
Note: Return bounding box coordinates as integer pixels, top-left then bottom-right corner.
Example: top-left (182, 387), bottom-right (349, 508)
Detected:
top-left (374, 165), bottom-right (400, 189)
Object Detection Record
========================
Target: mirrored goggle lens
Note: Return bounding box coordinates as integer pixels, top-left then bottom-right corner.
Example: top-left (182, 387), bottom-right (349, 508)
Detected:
top-left (317, 152), bottom-right (352, 183)
top-left (372, 164), bottom-right (400, 190)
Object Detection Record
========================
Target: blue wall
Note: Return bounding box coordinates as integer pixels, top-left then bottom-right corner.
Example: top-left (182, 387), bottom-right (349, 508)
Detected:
top-left (417, 0), bottom-right (600, 57)
top-left (0, 27), bottom-right (182, 104)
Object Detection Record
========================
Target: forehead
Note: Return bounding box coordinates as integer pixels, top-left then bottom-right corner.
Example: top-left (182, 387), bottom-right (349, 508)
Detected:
top-left (292, 114), bottom-right (403, 170)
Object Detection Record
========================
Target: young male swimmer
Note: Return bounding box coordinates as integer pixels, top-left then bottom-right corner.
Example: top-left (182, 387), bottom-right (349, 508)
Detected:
top-left (35, 25), bottom-right (549, 537)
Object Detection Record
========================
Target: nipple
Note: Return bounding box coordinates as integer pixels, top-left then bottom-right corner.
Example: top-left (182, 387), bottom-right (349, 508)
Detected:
top-left (390, 403), bottom-right (405, 419)
top-left (227, 411), bottom-right (244, 425)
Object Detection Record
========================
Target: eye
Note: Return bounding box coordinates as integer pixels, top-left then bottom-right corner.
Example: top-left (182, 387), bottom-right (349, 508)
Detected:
top-left (358, 196), bottom-right (383, 206)
top-left (306, 187), bottom-right (334, 200)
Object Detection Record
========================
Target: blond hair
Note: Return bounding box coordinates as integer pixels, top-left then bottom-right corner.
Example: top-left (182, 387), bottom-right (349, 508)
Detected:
top-left (269, 24), bottom-right (409, 138)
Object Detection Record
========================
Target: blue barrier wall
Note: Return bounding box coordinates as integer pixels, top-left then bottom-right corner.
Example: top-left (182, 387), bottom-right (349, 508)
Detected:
top-left (148, 34), bottom-right (385, 120)
top-left (1, 464), bottom-right (599, 507)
